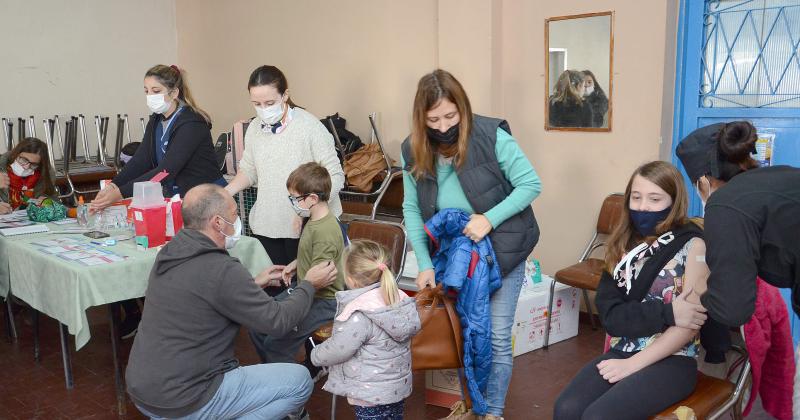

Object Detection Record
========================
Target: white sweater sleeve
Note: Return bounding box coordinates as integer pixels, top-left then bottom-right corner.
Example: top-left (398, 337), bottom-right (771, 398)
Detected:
top-left (238, 126), bottom-right (258, 185)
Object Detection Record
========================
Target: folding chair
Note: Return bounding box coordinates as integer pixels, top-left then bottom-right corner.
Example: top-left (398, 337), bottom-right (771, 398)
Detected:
top-left (333, 113), bottom-right (402, 221)
top-left (650, 327), bottom-right (752, 420)
top-left (544, 193), bottom-right (625, 348)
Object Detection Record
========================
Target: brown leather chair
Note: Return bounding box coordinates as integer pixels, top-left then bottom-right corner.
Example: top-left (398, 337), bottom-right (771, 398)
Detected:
top-left (543, 193), bottom-right (625, 348)
top-left (651, 328), bottom-right (752, 420)
top-left (346, 219), bottom-right (407, 281)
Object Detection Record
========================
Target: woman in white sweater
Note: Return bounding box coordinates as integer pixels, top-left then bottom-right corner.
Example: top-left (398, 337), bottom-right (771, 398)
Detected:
top-left (225, 65), bottom-right (344, 269)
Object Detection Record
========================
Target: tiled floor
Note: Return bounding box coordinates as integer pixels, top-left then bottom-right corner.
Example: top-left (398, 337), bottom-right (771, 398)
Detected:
top-left (0, 306), bottom-right (774, 419)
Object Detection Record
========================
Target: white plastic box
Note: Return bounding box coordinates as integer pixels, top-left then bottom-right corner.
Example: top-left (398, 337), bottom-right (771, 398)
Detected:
top-left (511, 276), bottom-right (580, 356)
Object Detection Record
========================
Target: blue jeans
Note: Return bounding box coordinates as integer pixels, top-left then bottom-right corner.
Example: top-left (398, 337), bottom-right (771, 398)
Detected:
top-left (485, 261), bottom-right (526, 416)
top-left (136, 363), bottom-right (312, 419)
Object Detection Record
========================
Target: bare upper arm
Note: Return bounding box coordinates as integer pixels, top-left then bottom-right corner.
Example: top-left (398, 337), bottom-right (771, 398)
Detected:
top-left (683, 237), bottom-right (709, 304)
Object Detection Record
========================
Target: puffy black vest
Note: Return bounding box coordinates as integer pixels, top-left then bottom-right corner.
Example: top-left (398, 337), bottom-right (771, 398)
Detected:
top-left (401, 115), bottom-right (539, 276)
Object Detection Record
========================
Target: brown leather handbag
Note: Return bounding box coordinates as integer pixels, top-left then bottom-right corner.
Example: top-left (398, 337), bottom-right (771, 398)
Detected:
top-left (411, 284), bottom-right (464, 370)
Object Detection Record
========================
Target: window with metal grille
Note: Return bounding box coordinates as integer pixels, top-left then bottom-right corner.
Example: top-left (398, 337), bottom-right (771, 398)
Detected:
top-left (701, 0), bottom-right (800, 107)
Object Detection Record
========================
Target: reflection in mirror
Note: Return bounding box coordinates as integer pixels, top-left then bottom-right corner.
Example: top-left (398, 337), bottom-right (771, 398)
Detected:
top-left (545, 12), bottom-right (613, 131)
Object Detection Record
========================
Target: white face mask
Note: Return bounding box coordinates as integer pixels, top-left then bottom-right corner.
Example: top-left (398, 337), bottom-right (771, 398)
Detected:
top-left (219, 216), bottom-right (242, 249)
top-left (10, 160), bottom-right (35, 177)
top-left (146, 93), bottom-right (172, 114)
top-left (584, 85), bottom-right (594, 96)
top-left (695, 180), bottom-right (707, 215)
top-left (255, 101), bottom-right (284, 125)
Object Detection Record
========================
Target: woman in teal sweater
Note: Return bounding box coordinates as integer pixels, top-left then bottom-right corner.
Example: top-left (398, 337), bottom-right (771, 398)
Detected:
top-left (401, 69), bottom-right (541, 419)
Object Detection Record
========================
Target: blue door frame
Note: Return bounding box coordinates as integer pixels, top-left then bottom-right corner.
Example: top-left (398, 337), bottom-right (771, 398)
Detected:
top-left (672, 0), bottom-right (800, 342)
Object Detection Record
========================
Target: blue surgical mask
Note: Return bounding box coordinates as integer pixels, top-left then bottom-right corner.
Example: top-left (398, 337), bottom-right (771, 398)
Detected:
top-left (629, 207), bottom-right (672, 237)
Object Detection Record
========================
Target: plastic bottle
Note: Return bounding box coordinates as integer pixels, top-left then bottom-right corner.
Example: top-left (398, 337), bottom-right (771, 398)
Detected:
top-left (532, 259), bottom-right (542, 284)
top-left (76, 196), bottom-right (89, 227)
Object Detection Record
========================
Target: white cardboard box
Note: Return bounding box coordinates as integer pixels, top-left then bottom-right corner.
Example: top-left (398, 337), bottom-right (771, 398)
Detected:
top-left (512, 276), bottom-right (580, 356)
top-left (424, 369), bottom-right (463, 408)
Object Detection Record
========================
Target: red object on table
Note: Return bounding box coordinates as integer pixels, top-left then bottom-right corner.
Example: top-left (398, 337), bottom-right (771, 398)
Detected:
top-left (131, 204), bottom-right (167, 248)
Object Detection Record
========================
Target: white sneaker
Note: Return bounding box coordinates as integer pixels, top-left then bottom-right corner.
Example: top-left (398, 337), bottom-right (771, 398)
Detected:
top-left (285, 408), bottom-right (310, 420)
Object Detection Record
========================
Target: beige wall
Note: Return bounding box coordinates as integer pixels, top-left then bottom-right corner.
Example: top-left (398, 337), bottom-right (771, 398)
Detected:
top-left (548, 15), bottom-right (612, 95)
top-left (176, 0), bottom-right (679, 279)
top-left (175, 0), bottom-right (438, 156)
top-left (437, 0), bottom-right (677, 275)
top-left (0, 0), bottom-right (177, 154)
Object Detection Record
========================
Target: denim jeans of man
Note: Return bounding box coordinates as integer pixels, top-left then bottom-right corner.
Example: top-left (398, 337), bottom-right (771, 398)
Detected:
top-left (485, 261), bottom-right (526, 416)
top-left (136, 363), bottom-right (312, 419)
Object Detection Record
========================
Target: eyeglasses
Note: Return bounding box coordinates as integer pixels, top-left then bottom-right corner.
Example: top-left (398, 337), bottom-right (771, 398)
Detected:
top-left (288, 193), bottom-right (313, 207)
top-left (16, 156), bottom-right (40, 170)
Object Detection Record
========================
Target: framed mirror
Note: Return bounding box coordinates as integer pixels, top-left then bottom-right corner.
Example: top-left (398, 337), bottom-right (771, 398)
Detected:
top-left (545, 12), bottom-right (614, 132)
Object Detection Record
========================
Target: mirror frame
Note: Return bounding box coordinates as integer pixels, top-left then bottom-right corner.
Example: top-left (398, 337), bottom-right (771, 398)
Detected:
top-left (544, 11), bottom-right (615, 132)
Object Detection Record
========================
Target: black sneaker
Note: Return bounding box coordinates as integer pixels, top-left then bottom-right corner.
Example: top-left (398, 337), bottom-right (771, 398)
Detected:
top-left (119, 315), bottom-right (140, 340)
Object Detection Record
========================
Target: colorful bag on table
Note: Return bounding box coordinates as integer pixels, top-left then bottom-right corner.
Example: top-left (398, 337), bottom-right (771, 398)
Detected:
top-left (26, 199), bottom-right (67, 222)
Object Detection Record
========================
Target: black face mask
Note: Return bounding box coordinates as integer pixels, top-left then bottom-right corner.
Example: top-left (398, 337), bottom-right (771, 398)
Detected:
top-left (629, 207), bottom-right (672, 237)
top-left (427, 124), bottom-right (460, 145)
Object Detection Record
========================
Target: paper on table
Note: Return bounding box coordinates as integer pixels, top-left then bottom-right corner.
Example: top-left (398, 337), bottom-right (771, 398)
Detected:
top-left (40, 246), bottom-right (73, 255)
top-left (78, 257), bottom-right (110, 266)
top-left (53, 218), bottom-right (78, 225)
top-left (59, 251), bottom-right (94, 261)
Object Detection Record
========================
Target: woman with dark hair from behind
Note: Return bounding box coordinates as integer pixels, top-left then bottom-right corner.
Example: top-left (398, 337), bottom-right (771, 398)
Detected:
top-left (675, 120), bottom-right (800, 417)
top-left (90, 64), bottom-right (223, 211)
top-left (0, 137), bottom-right (57, 214)
top-left (548, 70), bottom-right (594, 128)
top-left (582, 70), bottom-right (609, 128)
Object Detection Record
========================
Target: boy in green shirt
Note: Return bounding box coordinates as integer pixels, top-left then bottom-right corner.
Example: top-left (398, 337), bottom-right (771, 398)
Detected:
top-left (249, 162), bottom-right (345, 381)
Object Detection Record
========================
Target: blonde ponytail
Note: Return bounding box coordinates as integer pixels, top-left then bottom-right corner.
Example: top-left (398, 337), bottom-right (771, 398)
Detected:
top-left (379, 264), bottom-right (399, 306)
top-left (344, 239), bottom-right (400, 305)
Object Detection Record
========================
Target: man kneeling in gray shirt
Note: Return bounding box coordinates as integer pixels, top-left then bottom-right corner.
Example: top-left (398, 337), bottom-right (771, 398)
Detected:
top-left (126, 184), bottom-right (336, 419)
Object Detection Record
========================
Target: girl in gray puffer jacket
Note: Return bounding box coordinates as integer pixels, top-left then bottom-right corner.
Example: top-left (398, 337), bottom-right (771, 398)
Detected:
top-left (311, 239), bottom-right (421, 420)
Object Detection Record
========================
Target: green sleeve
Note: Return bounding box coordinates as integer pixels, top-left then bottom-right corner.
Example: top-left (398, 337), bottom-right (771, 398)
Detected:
top-left (400, 154), bottom-right (434, 273)
top-left (483, 128), bottom-right (542, 228)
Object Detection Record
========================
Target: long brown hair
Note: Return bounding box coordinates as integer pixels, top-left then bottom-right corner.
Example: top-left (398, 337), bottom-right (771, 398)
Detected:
top-left (6, 138), bottom-right (56, 197)
top-left (549, 70), bottom-right (585, 105)
top-left (604, 161), bottom-right (690, 271)
top-left (410, 69), bottom-right (473, 178)
top-left (145, 65), bottom-right (211, 123)
top-left (343, 239), bottom-right (400, 306)
top-left (247, 65), bottom-right (300, 108)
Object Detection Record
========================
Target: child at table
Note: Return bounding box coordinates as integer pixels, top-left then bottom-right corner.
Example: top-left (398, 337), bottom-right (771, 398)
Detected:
top-left (0, 138), bottom-right (57, 215)
top-left (248, 162), bottom-right (346, 382)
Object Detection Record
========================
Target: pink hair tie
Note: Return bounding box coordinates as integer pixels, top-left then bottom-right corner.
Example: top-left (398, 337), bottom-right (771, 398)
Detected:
top-left (377, 263), bottom-right (387, 272)
top-left (170, 65), bottom-right (180, 74)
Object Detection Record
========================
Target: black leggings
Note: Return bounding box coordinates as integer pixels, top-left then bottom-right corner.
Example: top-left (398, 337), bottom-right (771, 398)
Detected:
top-left (253, 235), bottom-right (300, 296)
top-left (554, 350), bottom-right (697, 420)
